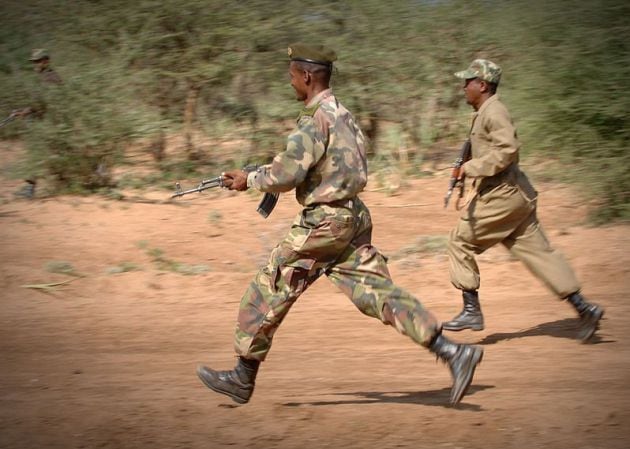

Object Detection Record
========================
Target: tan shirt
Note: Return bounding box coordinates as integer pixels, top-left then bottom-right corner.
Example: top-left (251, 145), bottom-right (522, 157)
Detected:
top-left (463, 95), bottom-right (537, 200)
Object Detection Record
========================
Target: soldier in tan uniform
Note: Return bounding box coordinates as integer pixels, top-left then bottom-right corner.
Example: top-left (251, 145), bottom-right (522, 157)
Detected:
top-left (196, 44), bottom-right (483, 406)
top-left (443, 59), bottom-right (604, 342)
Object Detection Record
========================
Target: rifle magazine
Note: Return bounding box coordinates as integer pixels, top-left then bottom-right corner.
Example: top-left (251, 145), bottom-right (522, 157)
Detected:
top-left (257, 193), bottom-right (279, 218)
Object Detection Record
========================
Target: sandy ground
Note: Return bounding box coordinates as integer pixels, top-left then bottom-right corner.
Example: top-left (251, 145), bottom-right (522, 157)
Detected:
top-left (0, 141), bottom-right (628, 449)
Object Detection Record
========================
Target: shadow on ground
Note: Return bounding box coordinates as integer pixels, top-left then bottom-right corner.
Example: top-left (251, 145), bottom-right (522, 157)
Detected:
top-left (477, 318), bottom-right (613, 345)
top-left (282, 384), bottom-right (494, 411)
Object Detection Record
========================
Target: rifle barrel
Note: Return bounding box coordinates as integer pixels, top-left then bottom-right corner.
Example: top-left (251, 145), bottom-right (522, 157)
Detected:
top-left (171, 176), bottom-right (224, 198)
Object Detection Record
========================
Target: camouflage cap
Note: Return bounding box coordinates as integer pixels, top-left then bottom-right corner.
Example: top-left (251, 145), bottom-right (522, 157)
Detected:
top-left (288, 43), bottom-right (337, 67)
top-left (29, 48), bottom-right (50, 61)
top-left (454, 59), bottom-right (502, 84)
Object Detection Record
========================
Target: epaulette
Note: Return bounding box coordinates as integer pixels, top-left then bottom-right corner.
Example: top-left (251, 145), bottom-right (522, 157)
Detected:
top-left (297, 103), bottom-right (320, 122)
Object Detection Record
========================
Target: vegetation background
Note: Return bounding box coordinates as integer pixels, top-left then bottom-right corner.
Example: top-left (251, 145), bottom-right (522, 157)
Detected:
top-left (1, 0), bottom-right (628, 222)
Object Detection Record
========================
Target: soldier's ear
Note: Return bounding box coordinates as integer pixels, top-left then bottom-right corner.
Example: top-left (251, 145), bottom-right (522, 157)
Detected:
top-left (303, 69), bottom-right (312, 85)
top-left (479, 80), bottom-right (489, 93)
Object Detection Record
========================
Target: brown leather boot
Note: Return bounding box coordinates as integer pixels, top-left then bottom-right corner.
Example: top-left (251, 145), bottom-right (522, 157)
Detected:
top-left (442, 290), bottom-right (484, 331)
top-left (429, 333), bottom-right (483, 404)
top-left (197, 357), bottom-right (260, 404)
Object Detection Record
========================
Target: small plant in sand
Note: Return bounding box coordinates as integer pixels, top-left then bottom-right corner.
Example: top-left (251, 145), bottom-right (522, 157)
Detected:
top-left (105, 262), bottom-right (142, 275)
top-left (44, 260), bottom-right (82, 277)
top-left (207, 209), bottom-right (223, 225)
top-left (145, 246), bottom-right (209, 276)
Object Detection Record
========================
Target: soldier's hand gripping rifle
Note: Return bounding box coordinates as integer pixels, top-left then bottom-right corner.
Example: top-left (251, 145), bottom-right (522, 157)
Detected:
top-left (444, 139), bottom-right (472, 209)
top-left (171, 165), bottom-right (279, 218)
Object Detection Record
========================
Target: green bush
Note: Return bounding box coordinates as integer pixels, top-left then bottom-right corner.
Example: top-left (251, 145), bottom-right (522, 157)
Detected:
top-left (0, 0), bottom-right (627, 221)
top-left (19, 66), bottom-right (152, 191)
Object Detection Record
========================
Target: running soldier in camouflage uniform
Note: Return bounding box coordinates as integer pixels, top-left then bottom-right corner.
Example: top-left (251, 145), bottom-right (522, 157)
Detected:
top-left (443, 59), bottom-right (604, 342)
top-left (13, 48), bottom-right (63, 199)
top-left (196, 44), bottom-right (483, 406)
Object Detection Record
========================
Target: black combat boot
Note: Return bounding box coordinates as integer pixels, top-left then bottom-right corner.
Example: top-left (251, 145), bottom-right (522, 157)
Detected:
top-left (442, 290), bottom-right (484, 331)
top-left (197, 357), bottom-right (260, 404)
top-left (429, 333), bottom-right (483, 404)
top-left (566, 292), bottom-right (604, 343)
top-left (14, 179), bottom-right (36, 199)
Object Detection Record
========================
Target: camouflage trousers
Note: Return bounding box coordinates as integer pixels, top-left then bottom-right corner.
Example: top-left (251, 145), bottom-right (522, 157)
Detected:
top-left (234, 198), bottom-right (439, 361)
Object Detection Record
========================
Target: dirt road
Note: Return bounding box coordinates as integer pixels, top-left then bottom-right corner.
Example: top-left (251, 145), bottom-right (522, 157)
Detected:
top-left (0, 144), bottom-right (628, 448)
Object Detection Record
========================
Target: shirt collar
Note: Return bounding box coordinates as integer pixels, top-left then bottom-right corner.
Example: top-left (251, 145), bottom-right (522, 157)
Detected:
top-left (476, 94), bottom-right (500, 116)
top-left (306, 88), bottom-right (333, 108)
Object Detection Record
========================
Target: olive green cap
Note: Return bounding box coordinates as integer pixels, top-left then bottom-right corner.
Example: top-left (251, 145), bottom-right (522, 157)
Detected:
top-left (288, 43), bottom-right (337, 67)
top-left (29, 48), bottom-right (50, 61)
top-left (455, 59), bottom-right (502, 84)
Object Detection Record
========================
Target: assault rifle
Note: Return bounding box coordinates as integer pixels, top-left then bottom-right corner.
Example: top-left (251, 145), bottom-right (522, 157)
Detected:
top-left (171, 165), bottom-right (279, 218)
top-left (444, 139), bottom-right (472, 209)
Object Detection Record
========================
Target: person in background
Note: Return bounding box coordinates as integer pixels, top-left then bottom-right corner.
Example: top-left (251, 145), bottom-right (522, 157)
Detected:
top-left (13, 48), bottom-right (62, 199)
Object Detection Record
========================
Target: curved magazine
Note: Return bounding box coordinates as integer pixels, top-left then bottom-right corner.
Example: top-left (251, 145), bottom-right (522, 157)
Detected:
top-left (256, 192), bottom-right (279, 218)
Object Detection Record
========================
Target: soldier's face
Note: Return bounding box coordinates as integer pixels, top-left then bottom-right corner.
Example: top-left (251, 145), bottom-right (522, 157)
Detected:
top-left (463, 78), bottom-right (482, 108)
top-left (32, 58), bottom-right (48, 73)
top-left (289, 63), bottom-right (308, 102)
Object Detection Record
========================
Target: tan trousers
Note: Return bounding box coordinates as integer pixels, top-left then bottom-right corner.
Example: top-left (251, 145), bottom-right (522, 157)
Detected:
top-left (447, 184), bottom-right (580, 298)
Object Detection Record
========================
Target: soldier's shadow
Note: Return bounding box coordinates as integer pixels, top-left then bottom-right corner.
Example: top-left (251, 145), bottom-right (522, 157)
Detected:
top-left (477, 317), bottom-right (613, 345)
top-left (282, 384), bottom-right (493, 411)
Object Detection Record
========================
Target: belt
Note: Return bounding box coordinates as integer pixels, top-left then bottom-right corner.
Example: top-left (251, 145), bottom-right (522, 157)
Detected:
top-left (327, 198), bottom-right (354, 209)
top-left (310, 198), bottom-right (355, 209)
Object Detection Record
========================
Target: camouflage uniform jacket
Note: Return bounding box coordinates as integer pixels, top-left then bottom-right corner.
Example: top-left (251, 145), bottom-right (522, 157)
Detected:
top-left (463, 94), bottom-right (537, 200)
top-left (247, 89), bottom-right (368, 206)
